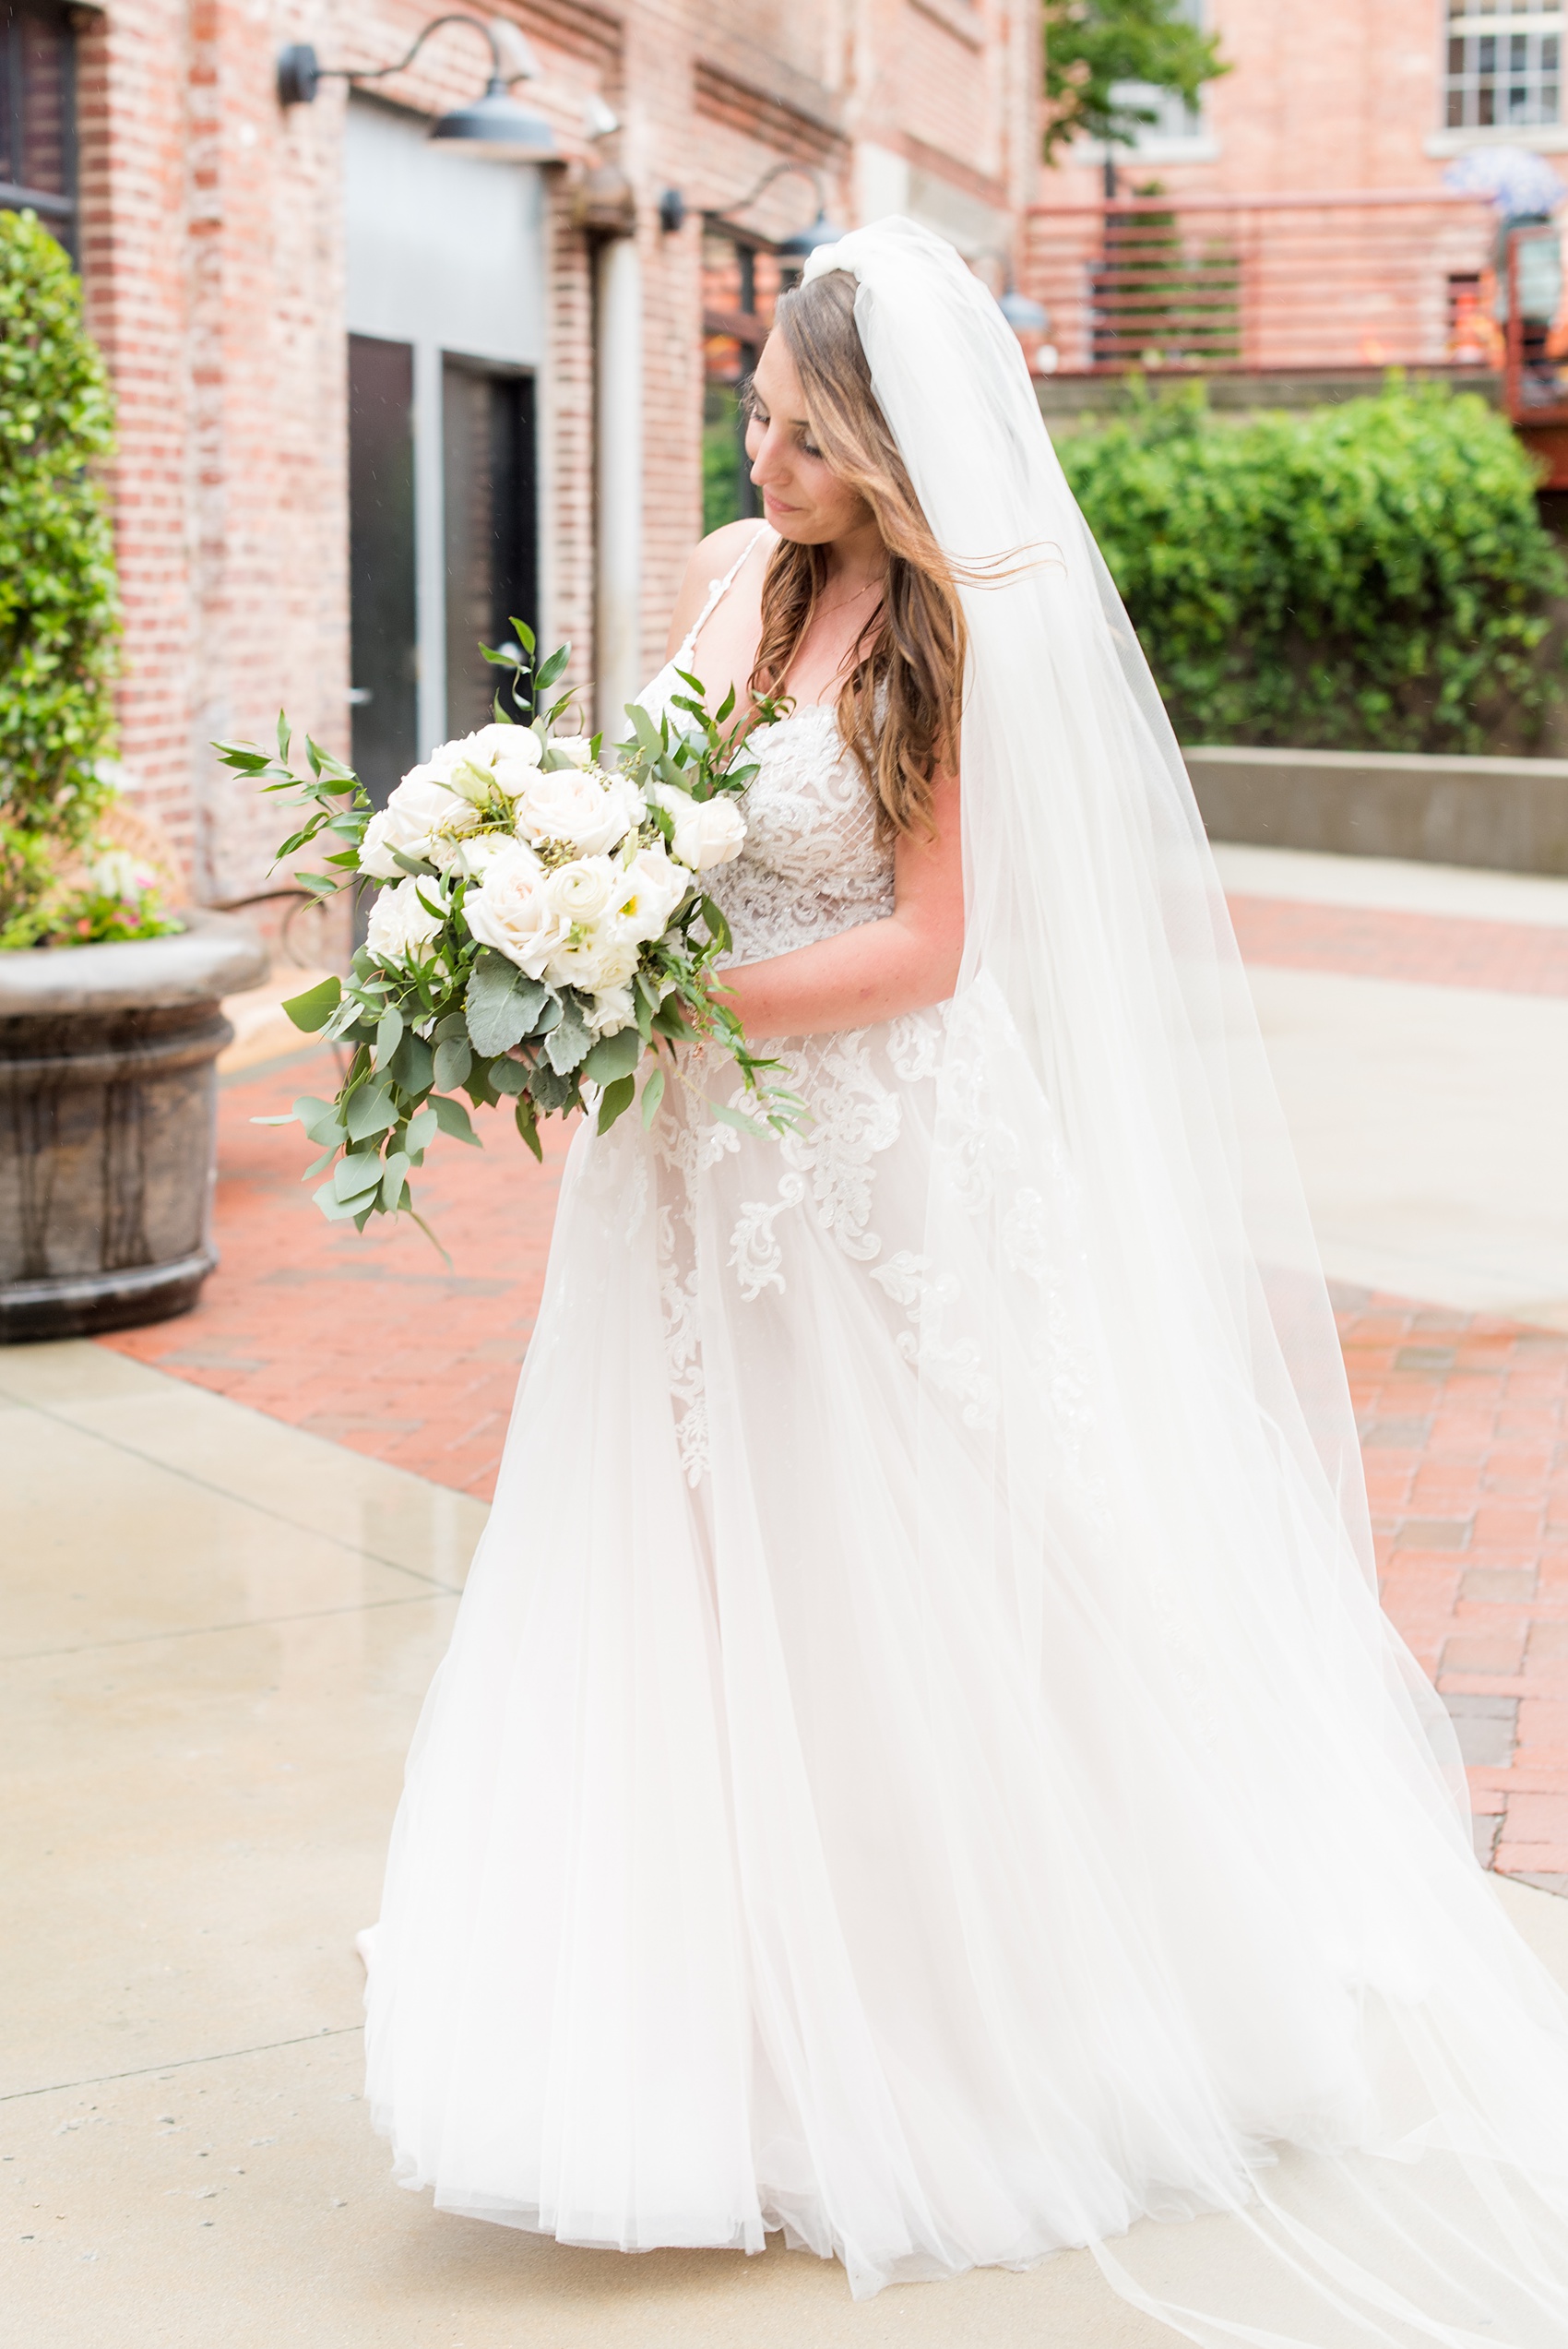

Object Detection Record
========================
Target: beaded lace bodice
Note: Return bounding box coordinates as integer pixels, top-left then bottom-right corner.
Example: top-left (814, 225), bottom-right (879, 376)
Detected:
top-left (707, 705), bottom-right (893, 962)
top-left (638, 531), bottom-right (895, 966)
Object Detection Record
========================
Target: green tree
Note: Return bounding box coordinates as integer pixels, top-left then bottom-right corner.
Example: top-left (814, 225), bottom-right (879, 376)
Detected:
top-left (1043, 0), bottom-right (1229, 163)
top-left (0, 208), bottom-right (122, 947)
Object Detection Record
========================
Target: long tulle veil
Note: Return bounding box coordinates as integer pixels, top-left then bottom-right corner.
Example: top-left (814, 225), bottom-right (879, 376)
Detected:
top-left (802, 216), bottom-right (1568, 2344)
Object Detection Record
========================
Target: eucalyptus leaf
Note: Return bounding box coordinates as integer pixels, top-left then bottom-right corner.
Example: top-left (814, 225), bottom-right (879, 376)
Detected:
top-left (488, 1055), bottom-right (529, 1096)
top-left (346, 1082), bottom-right (398, 1143)
top-left (465, 954), bottom-right (547, 1055)
top-left (640, 1064), bottom-right (666, 1127)
top-left (404, 1105), bottom-right (438, 1153)
top-left (374, 1003), bottom-right (404, 1066)
top-left (333, 1151), bottom-right (386, 1203)
top-left (292, 1095), bottom-right (346, 1147)
top-left (431, 1093), bottom-right (481, 1147)
top-left (581, 1024), bottom-right (642, 1086)
top-left (433, 1036), bottom-right (472, 1092)
top-left (390, 1031), bottom-right (434, 1093)
top-left (379, 1151), bottom-right (411, 1210)
top-left (543, 995), bottom-right (592, 1075)
top-left (313, 1178), bottom-right (366, 1223)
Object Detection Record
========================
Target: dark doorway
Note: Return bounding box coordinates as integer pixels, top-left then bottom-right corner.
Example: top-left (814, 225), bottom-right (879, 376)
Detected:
top-left (443, 359), bottom-right (538, 736)
top-left (347, 333), bottom-right (418, 812)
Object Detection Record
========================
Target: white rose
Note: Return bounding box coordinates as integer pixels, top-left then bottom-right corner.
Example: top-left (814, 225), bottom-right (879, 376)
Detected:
top-left (547, 733), bottom-right (594, 769)
top-left (447, 829), bottom-right (514, 882)
top-left (365, 875), bottom-right (446, 964)
top-left (585, 982), bottom-right (636, 1037)
top-left (612, 842), bottom-right (689, 943)
top-left (464, 841), bottom-right (568, 979)
top-left (516, 768), bottom-right (634, 857)
top-left (359, 771), bottom-right (478, 877)
top-left (468, 720), bottom-right (543, 765)
top-left (542, 854), bottom-right (617, 926)
top-left (651, 782), bottom-right (746, 873)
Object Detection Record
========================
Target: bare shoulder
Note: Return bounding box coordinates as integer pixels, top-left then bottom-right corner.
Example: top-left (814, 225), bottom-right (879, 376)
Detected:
top-left (664, 520), bottom-right (768, 662)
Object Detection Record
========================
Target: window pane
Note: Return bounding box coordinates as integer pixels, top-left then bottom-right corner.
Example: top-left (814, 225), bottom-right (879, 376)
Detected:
top-left (442, 362), bottom-right (539, 742)
top-left (1512, 32), bottom-right (1528, 68)
top-left (0, 2), bottom-right (76, 235)
top-left (347, 336), bottom-right (418, 816)
top-left (1546, 35), bottom-right (1560, 69)
top-left (1546, 77), bottom-right (1561, 113)
top-left (1479, 36), bottom-right (1496, 71)
top-left (1480, 80), bottom-right (1496, 122)
top-left (1448, 87), bottom-right (1466, 125)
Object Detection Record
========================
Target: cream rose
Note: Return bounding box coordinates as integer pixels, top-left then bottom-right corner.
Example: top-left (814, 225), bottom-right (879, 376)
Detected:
top-left (516, 768), bottom-right (635, 858)
top-left (365, 875), bottom-right (446, 963)
top-left (464, 841), bottom-right (567, 979)
top-left (651, 782), bottom-right (746, 873)
top-left (358, 771), bottom-right (478, 878)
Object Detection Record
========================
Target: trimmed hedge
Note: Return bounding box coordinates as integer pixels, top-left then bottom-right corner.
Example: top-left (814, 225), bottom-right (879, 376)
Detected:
top-left (1056, 377), bottom-right (1568, 753)
top-left (0, 208), bottom-right (120, 947)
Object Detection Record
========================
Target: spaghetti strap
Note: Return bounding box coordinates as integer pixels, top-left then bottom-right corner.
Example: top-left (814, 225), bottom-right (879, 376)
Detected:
top-left (674, 526), bottom-right (770, 670)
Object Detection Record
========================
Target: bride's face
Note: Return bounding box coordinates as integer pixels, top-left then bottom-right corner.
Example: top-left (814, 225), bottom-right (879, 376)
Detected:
top-left (745, 334), bottom-right (875, 545)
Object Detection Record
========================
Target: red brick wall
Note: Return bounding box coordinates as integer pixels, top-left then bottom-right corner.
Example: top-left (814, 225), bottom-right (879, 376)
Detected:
top-left (66, 0), bottom-right (1038, 917)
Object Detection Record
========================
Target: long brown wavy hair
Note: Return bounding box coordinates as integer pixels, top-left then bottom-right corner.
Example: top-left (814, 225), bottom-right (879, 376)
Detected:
top-left (748, 269), bottom-right (965, 841)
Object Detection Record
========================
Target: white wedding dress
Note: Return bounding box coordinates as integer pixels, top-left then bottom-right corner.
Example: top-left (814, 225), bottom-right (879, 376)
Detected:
top-left (364, 223), bottom-right (1568, 2344)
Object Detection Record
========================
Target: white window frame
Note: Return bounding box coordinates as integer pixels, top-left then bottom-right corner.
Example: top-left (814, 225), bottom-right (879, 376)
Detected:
top-left (1435, 2), bottom-right (1565, 149)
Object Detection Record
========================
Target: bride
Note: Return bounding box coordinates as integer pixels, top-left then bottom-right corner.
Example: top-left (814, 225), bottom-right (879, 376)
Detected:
top-left (362, 219), bottom-right (1568, 2343)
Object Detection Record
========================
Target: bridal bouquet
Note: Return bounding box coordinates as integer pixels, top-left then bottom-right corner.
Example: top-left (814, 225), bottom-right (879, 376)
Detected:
top-left (214, 625), bottom-right (799, 1241)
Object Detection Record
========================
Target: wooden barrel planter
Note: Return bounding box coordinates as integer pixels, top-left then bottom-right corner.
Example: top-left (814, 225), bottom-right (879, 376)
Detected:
top-left (0, 912), bottom-right (267, 1342)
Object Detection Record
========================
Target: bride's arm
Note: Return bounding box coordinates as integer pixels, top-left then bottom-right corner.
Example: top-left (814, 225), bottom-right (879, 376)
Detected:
top-left (714, 771), bottom-right (963, 1037)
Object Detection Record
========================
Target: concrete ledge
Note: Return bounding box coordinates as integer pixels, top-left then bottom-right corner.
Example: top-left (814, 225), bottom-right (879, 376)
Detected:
top-left (1185, 744), bottom-right (1568, 875)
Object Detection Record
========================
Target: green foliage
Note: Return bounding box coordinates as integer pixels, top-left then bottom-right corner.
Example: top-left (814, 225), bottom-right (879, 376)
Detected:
top-left (0, 209), bottom-right (123, 945)
top-left (1057, 378), bottom-right (1568, 752)
top-left (1043, 0), bottom-right (1229, 162)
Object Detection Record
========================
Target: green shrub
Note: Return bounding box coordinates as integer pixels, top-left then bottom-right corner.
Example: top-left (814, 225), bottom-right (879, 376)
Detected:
top-left (1057, 376), bottom-right (1568, 752)
top-left (0, 208), bottom-right (136, 948)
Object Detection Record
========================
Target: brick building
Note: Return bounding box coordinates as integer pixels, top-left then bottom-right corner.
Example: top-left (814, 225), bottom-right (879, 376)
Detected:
top-left (1, 0), bottom-right (1040, 922)
top-left (1028, 3), bottom-right (1568, 388)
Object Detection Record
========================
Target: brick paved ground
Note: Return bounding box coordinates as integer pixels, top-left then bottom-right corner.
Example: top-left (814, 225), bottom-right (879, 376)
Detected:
top-left (1343, 1296), bottom-right (1568, 1890)
top-left (97, 888), bottom-right (1568, 1880)
top-left (1227, 896), bottom-right (1568, 996)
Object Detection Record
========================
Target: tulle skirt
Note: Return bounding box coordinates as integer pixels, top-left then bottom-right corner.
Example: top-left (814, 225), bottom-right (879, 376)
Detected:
top-left (364, 991), bottom-right (1568, 2341)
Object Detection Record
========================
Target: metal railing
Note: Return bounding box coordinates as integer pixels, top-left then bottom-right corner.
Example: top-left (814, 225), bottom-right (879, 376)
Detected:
top-left (1023, 189), bottom-right (1503, 384)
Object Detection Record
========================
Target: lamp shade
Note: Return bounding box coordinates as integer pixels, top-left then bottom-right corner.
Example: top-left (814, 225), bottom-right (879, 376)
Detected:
top-left (777, 206), bottom-right (846, 261)
top-left (430, 77), bottom-right (560, 161)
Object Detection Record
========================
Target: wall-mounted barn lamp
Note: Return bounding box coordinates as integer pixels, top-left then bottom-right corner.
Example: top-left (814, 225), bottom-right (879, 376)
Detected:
top-left (710, 161), bottom-right (846, 262)
top-left (277, 13), bottom-right (561, 161)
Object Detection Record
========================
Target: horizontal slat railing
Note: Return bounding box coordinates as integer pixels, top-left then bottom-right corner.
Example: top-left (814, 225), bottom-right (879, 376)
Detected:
top-left (1023, 189), bottom-right (1502, 383)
